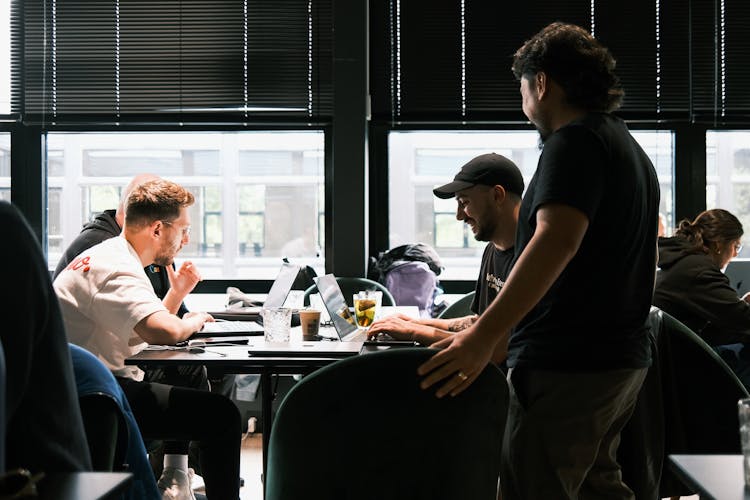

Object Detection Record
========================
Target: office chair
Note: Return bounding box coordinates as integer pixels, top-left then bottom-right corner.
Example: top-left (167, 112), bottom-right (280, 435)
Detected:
top-left (70, 344), bottom-right (161, 500)
top-left (438, 291), bottom-right (476, 319)
top-left (265, 347), bottom-right (508, 500)
top-left (618, 307), bottom-right (749, 499)
top-left (303, 276), bottom-right (396, 307)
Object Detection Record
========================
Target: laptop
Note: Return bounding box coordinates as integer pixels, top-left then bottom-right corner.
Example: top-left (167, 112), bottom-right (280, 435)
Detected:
top-left (245, 338), bottom-right (364, 358)
top-left (314, 274), bottom-right (418, 346)
top-left (196, 319), bottom-right (264, 336)
top-left (195, 262), bottom-right (301, 337)
top-left (725, 259), bottom-right (750, 297)
top-left (206, 262), bottom-right (301, 320)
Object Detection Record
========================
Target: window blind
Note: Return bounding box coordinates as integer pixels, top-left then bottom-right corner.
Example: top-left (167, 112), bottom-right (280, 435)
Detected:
top-left (370, 0), bottom-right (736, 124)
top-left (691, 0), bottom-right (750, 124)
top-left (12, 0), bottom-right (333, 125)
top-left (594, 1), bottom-right (689, 121)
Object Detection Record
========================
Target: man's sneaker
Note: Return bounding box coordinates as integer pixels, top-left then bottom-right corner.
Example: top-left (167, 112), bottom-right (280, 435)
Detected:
top-left (189, 468), bottom-right (205, 492)
top-left (157, 467), bottom-right (196, 500)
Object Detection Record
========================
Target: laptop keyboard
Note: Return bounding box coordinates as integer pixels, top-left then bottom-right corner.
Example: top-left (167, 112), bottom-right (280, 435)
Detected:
top-left (200, 321), bottom-right (264, 334)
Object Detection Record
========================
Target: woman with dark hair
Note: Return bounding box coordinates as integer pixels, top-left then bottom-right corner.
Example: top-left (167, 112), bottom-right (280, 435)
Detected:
top-left (654, 208), bottom-right (750, 385)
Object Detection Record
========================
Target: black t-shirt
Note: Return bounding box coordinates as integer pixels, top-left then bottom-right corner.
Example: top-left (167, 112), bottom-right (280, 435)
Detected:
top-left (471, 243), bottom-right (514, 315)
top-left (508, 113), bottom-right (659, 371)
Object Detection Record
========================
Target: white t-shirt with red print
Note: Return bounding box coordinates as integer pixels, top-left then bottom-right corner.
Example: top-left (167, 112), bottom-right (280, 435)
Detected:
top-left (54, 236), bottom-right (167, 380)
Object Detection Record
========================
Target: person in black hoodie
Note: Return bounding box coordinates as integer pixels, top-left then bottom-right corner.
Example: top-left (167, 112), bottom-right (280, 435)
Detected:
top-left (653, 208), bottom-right (750, 385)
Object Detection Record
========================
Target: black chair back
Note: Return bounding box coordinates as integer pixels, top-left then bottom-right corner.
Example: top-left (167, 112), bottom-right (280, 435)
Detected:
top-left (438, 291), bottom-right (476, 319)
top-left (266, 347), bottom-right (508, 500)
top-left (619, 307), bottom-right (749, 498)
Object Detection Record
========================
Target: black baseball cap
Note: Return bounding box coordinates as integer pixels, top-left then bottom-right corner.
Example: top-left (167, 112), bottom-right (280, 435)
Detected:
top-left (432, 153), bottom-right (524, 199)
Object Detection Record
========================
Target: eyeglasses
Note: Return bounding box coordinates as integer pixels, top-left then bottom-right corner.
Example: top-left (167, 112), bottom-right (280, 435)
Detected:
top-left (736, 242), bottom-right (744, 254)
top-left (162, 220), bottom-right (191, 237)
top-left (0, 469), bottom-right (44, 499)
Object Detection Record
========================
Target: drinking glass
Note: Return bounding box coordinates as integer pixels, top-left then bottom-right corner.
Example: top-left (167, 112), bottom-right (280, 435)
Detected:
top-left (353, 290), bottom-right (382, 327)
top-left (262, 307), bottom-right (292, 342)
top-left (299, 309), bottom-right (322, 340)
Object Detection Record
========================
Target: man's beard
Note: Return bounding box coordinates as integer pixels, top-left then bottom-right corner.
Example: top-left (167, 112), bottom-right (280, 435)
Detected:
top-left (472, 221), bottom-right (494, 242)
top-left (152, 253), bottom-right (173, 267)
top-left (153, 243), bottom-right (178, 266)
top-left (531, 115), bottom-right (551, 146)
top-left (536, 125), bottom-right (551, 146)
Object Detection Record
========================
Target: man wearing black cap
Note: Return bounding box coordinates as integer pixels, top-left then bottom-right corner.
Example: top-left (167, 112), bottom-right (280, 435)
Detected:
top-left (418, 23), bottom-right (660, 499)
top-left (369, 153), bottom-right (523, 346)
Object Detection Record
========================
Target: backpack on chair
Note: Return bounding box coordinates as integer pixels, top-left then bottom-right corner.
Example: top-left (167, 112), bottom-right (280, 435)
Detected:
top-left (368, 243), bottom-right (443, 318)
top-left (384, 261), bottom-right (439, 317)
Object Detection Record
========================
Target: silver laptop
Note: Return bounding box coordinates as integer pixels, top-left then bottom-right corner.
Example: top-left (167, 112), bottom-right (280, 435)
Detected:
top-left (245, 339), bottom-right (363, 357)
top-left (254, 262), bottom-right (302, 311)
top-left (209, 262), bottom-right (301, 318)
top-left (243, 273), bottom-right (367, 357)
top-left (194, 262), bottom-right (302, 337)
top-left (314, 274), bottom-right (417, 346)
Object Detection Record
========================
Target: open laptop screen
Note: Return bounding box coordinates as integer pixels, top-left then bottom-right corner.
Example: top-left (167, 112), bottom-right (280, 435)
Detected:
top-left (315, 274), bottom-right (359, 340)
top-left (725, 259), bottom-right (750, 297)
top-left (263, 262), bottom-right (301, 308)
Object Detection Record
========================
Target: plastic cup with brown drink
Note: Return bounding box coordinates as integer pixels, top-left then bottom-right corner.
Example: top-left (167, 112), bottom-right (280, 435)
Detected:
top-left (300, 309), bottom-right (322, 340)
top-left (353, 290), bottom-right (382, 328)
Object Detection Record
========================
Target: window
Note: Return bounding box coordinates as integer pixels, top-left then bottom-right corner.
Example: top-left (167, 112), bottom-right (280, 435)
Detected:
top-left (707, 131), bottom-right (750, 257)
top-left (389, 131), bottom-right (540, 280)
top-left (0, 132), bottom-right (8, 201)
top-left (631, 131), bottom-right (675, 236)
top-left (389, 130), bottom-right (674, 280)
top-left (46, 131), bottom-right (325, 279)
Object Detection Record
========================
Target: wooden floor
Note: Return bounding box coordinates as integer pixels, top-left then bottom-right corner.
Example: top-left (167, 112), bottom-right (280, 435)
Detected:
top-left (239, 433), bottom-right (263, 500)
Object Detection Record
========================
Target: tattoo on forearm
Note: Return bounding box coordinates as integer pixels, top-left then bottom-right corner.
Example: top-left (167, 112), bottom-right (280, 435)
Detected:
top-left (448, 315), bottom-right (478, 332)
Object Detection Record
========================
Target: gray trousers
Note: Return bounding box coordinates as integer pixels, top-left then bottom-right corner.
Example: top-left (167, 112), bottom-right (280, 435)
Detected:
top-left (501, 366), bottom-right (647, 500)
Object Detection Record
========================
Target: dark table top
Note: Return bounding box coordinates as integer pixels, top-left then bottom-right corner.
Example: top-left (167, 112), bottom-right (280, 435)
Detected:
top-left (125, 337), bottom-right (402, 370)
top-left (126, 343), bottom-right (355, 370)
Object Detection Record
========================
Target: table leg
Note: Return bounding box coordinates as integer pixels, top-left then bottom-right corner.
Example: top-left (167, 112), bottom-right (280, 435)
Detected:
top-left (261, 372), bottom-right (272, 497)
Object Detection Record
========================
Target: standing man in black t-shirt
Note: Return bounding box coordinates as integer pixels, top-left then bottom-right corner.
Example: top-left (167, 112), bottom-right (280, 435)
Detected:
top-left (419, 23), bottom-right (659, 499)
top-left (368, 153), bottom-right (522, 346)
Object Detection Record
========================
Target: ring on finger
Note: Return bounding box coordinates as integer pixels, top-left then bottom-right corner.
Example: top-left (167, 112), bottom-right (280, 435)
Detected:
top-left (456, 370), bottom-right (468, 381)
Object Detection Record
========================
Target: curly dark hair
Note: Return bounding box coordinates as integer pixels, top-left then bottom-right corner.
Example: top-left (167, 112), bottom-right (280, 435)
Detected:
top-left (675, 209), bottom-right (743, 255)
top-left (511, 22), bottom-right (624, 113)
